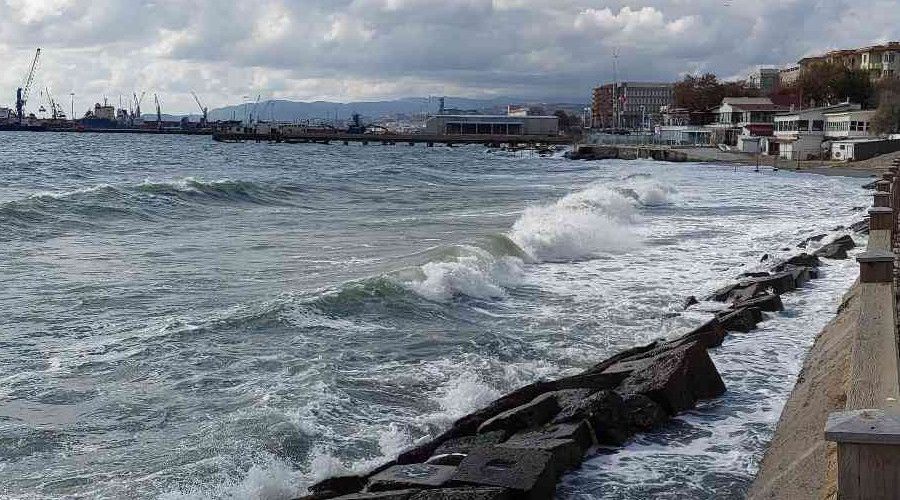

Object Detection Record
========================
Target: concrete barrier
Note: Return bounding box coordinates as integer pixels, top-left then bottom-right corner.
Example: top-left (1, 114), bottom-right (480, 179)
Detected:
top-left (825, 183), bottom-right (900, 499)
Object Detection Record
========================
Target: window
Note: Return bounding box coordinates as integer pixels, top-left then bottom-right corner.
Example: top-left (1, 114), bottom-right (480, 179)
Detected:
top-left (812, 120), bottom-right (824, 131)
top-left (798, 119), bottom-right (809, 131)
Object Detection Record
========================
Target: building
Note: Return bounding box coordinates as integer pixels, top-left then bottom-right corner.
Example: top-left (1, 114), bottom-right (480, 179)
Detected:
top-left (91, 103), bottom-right (116, 121)
top-left (825, 110), bottom-right (877, 139)
top-left (797, 42), bottom-right (900, 80)
top-left (710, 97), bottom-right (787, 145)
top-left (749, 67), bottom-right (780, 94)
top-left (0, 107), bottom-right (13, 121)
top-left (423, 114), bottom-right (558, 136)
top-left (591, 82), bottom-right (674, 130)
top-left (779, 66), bottom-right (801, 87)
top-left (770, 103), bottom-right (879, 159)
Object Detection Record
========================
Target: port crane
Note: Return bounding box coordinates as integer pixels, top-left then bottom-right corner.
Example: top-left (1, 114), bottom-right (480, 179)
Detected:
top-left (44, 87), bottom-right (65, 120)
top-left (154, 93), bottom-right (162, 130)
top-left (191, 91), bottom-right (208, 127)
top-left (15, 48), bottom-right (41, 124)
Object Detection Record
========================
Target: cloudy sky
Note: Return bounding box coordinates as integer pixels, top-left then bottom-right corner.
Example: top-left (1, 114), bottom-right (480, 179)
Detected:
top-left (1, 0), bottom-right (899, 114)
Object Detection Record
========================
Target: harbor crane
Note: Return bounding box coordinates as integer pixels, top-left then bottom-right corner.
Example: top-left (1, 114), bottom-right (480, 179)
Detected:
top-left (154, 93), bottom-right (162, 130)
top-left (44, 87), bottom-right (65, 120)
top-left (191, 91), bottom-right (208, 127)
top-left (15, 48), bottom-right (41, 124)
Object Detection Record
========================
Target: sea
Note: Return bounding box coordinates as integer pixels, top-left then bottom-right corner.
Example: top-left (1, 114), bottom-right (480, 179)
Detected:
top-left (0, 133), bottom-right (870, 499)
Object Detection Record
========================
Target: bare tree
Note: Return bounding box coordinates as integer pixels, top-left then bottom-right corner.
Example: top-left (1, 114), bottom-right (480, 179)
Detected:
top-left (871, 78), bottom-right (900, 135)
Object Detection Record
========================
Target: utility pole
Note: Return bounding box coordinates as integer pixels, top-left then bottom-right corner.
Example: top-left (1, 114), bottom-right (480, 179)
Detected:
top-left (70, 93), bottom-right (75, 120)
top-left (613, 48), bottom-right (619, 130)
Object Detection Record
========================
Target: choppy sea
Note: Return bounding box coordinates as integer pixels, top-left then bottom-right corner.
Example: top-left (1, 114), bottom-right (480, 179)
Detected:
top-left (0, 133), bottom-right (869, 499)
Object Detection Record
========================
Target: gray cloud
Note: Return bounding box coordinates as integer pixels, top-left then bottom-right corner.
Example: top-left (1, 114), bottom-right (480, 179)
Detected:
top-left (1, 0), bottom-right (898, 114)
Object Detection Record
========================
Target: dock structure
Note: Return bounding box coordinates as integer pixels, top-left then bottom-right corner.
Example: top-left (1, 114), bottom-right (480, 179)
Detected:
top-left (211, 129), bottom-right (572, 147)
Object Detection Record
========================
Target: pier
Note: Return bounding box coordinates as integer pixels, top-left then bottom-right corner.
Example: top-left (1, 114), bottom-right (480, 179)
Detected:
top-left (211, 130), bottom-right (573, 147)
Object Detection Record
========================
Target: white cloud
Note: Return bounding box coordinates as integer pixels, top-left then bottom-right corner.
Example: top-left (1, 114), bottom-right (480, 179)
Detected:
top-left (0, 0), bottom-right (898, 113)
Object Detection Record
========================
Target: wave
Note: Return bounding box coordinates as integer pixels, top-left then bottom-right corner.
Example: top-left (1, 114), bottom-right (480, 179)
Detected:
top-left (0, 177), bottom-right (298, 239)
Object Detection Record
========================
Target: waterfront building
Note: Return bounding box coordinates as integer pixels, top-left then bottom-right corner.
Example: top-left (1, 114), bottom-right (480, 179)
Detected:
top-left (779, 66), bottom-right (801, 87)
top-left (708, 97), bottom-right (786, 146)
top-left (423, 114), bottom-right (558, 136)
top-left (830, 138), bottom-right (900, 161)
top-left (824, 109), bottom-right (877, 140)
top-left (591, 82), bottom-right (674, 130)
top-left (771, 103), bottom-right (857, 159)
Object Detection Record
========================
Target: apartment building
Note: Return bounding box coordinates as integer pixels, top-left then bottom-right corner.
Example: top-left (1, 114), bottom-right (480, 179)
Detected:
top-left (798, 42), bottom-right (900, 80)
top-left (591, 82), bottom-right (675, 129)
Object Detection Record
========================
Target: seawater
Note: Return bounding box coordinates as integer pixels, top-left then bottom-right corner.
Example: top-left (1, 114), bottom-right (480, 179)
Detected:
top-left (0, 133), bottom-right (869, 499)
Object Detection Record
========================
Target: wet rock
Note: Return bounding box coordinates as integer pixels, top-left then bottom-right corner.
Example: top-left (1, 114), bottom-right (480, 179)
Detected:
top-left (753, 271), bottom-right (797, 294)
top-left (551, 389), bottom-right (628, 445)
top-left (295, 493), bottom-right (344, 500)
top-left (426, 454), bottom-right (469, 466)
top-left (774, 253), bottom-right (821, 271)
top-left (717, 307), bottom-right (762, 333)
top-left (434, 431), bottom-right (506, 456)
top-left (621, 393), bottom-right (669, 432)
top-left (760, 253), bottom-right (769, 262)
top-left (452, 446), bottom-right (558, 499)
top-left (398, 380), bottom-right (559, 464)
top-left (617, 341), bottom-right (725, 415)
top-left (780, 265), bottom-right (813, 286)
top-left (797, 234), bottom-right (826, 248)
top-left (583, 341), bottom-right (660, 375)
top-left (506, 420), bottom-right (593, 452)
top-left (310, 475), bottom-right (368, 496)
top-left (682, 295), bottom-right (699, 309)
top-left (678, 318), bottom-right (726, 349)
top-left (369, 464), bottom-right (457, 492)
top-left (813, 235), bottom-right (855, 260)
top-left (733, 293), bottom-right (783, 312)
top-left (862, 180), bottom-right (878, 189)
top-left (477, 393), bottom-right (560, 436)
top-left (739, 271), bottom-right (770, 278)
top-left (850, 219), bottom-right (869, 234)
top-left (550, 371), bottom-right (627, 392)
top-left (410, 487), bottom-right (511, 500)
top-left (335, 490), bottom-right (421, 500)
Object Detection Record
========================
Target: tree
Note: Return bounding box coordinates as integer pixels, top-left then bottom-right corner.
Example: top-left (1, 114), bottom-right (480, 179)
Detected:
top-left (792, 62), bottom-right (875, 107)
top-left (871, 78), bottom-right (900, 135)
top-left (674, 73), bottom-right (759, 112)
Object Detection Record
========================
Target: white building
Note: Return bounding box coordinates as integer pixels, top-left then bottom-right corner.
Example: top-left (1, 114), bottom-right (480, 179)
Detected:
top-left (831, 138), bottom-right (900, 161)
top-left (825, 110), bottom-right (877, 139)
top-left (424, 114), bottom-right (558, 136)
top-left (771, 103), bottom-right (860, 159)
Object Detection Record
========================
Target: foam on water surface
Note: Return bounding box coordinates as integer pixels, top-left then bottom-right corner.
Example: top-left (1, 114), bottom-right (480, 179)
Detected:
top-left (0, 135), bottom-right (871, 499)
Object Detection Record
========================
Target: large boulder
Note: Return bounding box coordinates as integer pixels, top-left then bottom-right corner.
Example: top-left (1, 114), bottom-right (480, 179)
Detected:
top-left (551, 390), bottom-right (629, 445)
top-left (717, 307), bottom-right (763, 332)
top-left (333, 490), bottom-right (421, 500)
top-left (410, 488), bottom-right (511, 500)
top-left (732, 293), bottom-right (783, 312)
top-left (310, 476), bottom-right (368, 497)
top-left (797, 234), bottom-right (826, 248)
top-left (621, 393), bottom-right (669, 432)
top-left (434, 431), bottom-right (507, 456)
top-left (667, 318), bottom-right (726, 349)
top-left (477, 393), bottom-right (560, 436)
top-left (813, 235), bottom-right (855, 260)
top-left (775, 253), bottom-right (821, 270)
top-left (451, 447), bottom-right (558, 499)
top-left (616, 341), bottom-right (726, 415)
top-left (368, 465), bottom-right (457, 492)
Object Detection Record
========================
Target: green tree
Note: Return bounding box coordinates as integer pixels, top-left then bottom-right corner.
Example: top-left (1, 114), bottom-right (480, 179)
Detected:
top-left (793, 62), bottom-right (875, 107)
top-left (674, 73), bottom-right (759, 112)
top-left (871, 78), bottom-right (900, 135)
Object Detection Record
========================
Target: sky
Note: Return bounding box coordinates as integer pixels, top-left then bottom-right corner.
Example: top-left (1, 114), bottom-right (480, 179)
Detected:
top-left (1, 0), bottom-right (899, 115)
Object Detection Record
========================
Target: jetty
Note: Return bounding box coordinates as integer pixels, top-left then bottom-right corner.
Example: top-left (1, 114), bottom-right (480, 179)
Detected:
top-left (211, 129), bottom-right (572, 147)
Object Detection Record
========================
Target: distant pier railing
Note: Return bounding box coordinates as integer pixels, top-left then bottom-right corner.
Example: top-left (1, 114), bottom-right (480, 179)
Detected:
top-left (211, 130), bottom-right (573, 147)
top-left (825, 160), bottom-right (900, 499)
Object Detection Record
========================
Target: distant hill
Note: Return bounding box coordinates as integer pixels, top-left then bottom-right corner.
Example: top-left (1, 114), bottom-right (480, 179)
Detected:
top-left (206, 97), bottom-right (586, 123)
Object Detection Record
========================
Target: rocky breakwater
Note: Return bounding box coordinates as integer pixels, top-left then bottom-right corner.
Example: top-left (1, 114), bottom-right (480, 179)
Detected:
top-left (296, 233), bottom-right (860, 500)
top-left (565, 145), bottom-right (688, 163)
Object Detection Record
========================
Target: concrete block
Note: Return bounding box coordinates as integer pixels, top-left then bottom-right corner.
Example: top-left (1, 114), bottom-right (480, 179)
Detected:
top-left (369, 465), bottom-right (457, 492)
top-left (434, 431), bottom-right (506, 456)
top-left (409, 487), bottom-right (511, 500)
top-left (335, 490), bottom-right (421, 500)
top-left (503, 420), bottom-right (593, 452)
top-left (452, 447), bottom-right (557, 500)
top-left (477, 393), bottom-right (560, 436)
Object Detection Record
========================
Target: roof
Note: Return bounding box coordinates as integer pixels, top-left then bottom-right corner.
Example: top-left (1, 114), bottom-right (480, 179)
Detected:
top-left (776, 102), bottom-right (862, 117)
top-left (427, 114), bottom-right (558, 119)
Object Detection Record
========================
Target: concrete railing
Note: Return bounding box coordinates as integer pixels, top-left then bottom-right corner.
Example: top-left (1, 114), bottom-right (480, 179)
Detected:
top-left (825, 162), bottom-right (900, 499)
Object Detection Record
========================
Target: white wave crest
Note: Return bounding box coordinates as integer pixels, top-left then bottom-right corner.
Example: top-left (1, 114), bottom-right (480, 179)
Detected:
top-left (509, 184), bottom-right (638, 262)
top-left (406, 246), bottom-right (525, 302)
